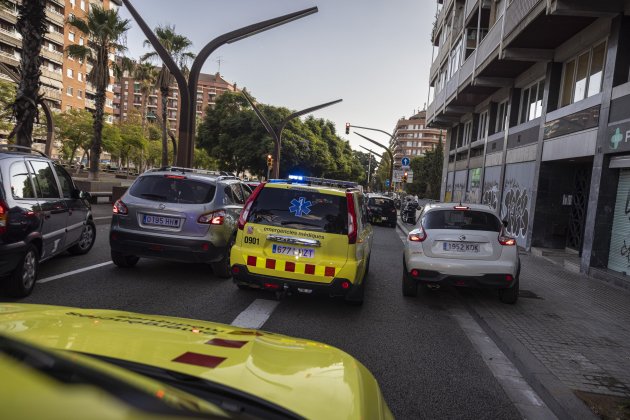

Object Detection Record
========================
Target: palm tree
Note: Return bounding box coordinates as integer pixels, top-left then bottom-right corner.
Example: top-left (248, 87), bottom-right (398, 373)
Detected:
top-left (141, 25), bottom-right (195, 167)
top-left (133, 61), bottom-right (157, 136)
top-left (8, 0), bottom-right (47, 147)
top-left (66, 5), bottom-right (130, 180)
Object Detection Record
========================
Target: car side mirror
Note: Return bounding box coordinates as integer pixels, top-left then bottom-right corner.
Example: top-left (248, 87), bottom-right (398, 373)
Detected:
top-left (80, 191), bottom-right (91, 200)
top-left (502, 219), bottom-right (508, 228)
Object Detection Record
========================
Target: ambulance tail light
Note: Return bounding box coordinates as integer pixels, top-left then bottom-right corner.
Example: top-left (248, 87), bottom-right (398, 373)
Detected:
top-left (238, 182), bottom-right (265, 230)
top-left (346, 192), bottom-right (357, 244)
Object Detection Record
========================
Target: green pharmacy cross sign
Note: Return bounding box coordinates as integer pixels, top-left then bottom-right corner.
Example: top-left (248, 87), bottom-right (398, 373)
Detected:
top-left (607, 124), bottom-right (630, 153)
top-left (611, 128), bottom-right (624, 150)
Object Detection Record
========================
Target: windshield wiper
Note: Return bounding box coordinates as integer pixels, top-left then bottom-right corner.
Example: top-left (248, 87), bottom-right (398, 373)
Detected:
top-left (280, 221), bottom-right (321, 228)
top-left (85, 354), bottom-right (303, 420)
top-left (140, 193), bottom-right (168, 200)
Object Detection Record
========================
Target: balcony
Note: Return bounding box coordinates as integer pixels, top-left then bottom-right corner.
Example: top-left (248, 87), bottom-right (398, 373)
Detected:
top-left (0, 50), bottom-right (19, 67)
top-left (45, 30), bottom-right (64, 45)
top-left (0, 28), bottom-right (20, 48)
top-left (42, 88), bottom-right (61, 102)
top-left (85, 99), bottom-right (96, 109)
top-left (40, 48), bottom-right (63, 64)
top-left (41, 67), bottom-right (62, 82)
top-left (0, 6), bottom-right (18, 25)
top-left (49, 0), bottom-right (64, 7)
top-left (45, 8), bottom-right (65, 26)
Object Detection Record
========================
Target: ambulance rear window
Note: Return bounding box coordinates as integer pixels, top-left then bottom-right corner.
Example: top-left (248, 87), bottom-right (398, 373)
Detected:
top-left (248, 188), bottom-right (348, 235)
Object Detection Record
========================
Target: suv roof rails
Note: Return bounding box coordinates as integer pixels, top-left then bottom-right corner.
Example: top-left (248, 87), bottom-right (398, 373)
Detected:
top-left (0, 144), bottom-right (48, 158)
top-left (150, 166), bottom-right (224, 176)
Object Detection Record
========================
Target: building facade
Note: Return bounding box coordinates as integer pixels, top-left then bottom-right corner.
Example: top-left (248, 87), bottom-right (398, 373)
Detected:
top-left (426, 0), bottom-right (630, 281)
top-left (390, 110), bottom-right (443, 169)
top-left (114, 71), bottom-right (237, 129)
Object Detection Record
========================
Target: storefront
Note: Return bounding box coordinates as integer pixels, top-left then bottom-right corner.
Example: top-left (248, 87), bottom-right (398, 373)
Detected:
top-left (607, 158), bottom-right (630, 274)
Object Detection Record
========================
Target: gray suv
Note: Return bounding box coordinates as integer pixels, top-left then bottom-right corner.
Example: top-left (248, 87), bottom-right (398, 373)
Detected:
top-left (109, 167), bottom-right (251, 277)
top-left (0, 145), bottom-right (95, 297)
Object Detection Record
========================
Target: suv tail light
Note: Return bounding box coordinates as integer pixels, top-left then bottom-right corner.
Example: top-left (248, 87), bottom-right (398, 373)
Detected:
top-left (0, 199), bottom-right (8, 235)
top-left (498, 228), bottom-right (516, 246)
top-left (408, 226), bottom-right (427, 242)
top-left (113, 199), bottom-right (128, 215)
top-left (238, 182), bottom-right (265, 230)
top-left (198, 209), bottom-right (226, 225)
top-left (346, 192), bottom-right (357, 244)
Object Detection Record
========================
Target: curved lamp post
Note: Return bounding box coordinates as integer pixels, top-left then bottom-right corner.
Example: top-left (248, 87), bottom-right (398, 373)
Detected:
top-left (359, 145), bottom-right (383, 192)
top-left (122, 0), bottom-right (318, 167)
top-left (242, 89), bottom-right (341, 178)
top-left (354, 131), bottom-right (394, 192)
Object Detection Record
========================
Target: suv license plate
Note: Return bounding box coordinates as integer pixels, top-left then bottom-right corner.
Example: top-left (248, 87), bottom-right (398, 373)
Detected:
top-left (143, 215), bottom-right (180, 228)
top-left (272, 244), bottom-right (314, 258)
top-left (443, 242), bottom-right (480, 253)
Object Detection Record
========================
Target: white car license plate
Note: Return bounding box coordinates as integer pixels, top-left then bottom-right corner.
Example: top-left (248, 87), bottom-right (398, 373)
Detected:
top-left (272, 244), bottom-right (315, 258)
top-left (443, 242), bottom-right (480, 253)
top-left (143, 214), bottom-right (180, 228)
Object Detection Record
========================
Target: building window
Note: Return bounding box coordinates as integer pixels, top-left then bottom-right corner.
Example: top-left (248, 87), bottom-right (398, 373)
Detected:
top-left (77, 72), bottom-right (83, 82)
top-left (560, 42), bottom-right (606, 107)
top-left (495, 100), bottom-right (508, 133)
top-left (80, 0), bottom-right (85, 10)
top-left (79, 37), bottom-right (84, 46)
top-left (68, 32), bottom-right (75, 42)
top-left (66, 69), bottom-right (73, 78)
top-left (66, 87), bottom-right (73, 96)
top-left (462, 120), bottom-right (473, 146)
top-left (77, 90), bottom-right (82, 98)
top-left (519, 79), bottom-right (545, 123)
top-left (477, 110), bottom-right (488, 140)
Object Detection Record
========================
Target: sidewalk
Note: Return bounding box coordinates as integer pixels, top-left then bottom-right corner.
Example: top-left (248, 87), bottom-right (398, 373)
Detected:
top-left (397, 220), bottom-right (630, 419)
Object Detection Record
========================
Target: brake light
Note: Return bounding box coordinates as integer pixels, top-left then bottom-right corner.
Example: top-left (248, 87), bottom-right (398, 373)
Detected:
top-left (346, 192), bottom-right (357, 244)
top-left (454, 206), bottom-right (470, 210)
top-left (498, 229), bottom-right (516, 246)
top-left (113, 200), bottom-right (128, 215)
top-left (238, 182), bottom-right (265, 230)
top-left (165, 175), bottom-right (186, 179)
top-left (198, 209), bottom-right (226, 225)
top-left (0, 200), bottom-right (8, 235)
top-left (410, 269), bottom-right (420, 278)
top-left (408, 226), bottom-right (427, 242)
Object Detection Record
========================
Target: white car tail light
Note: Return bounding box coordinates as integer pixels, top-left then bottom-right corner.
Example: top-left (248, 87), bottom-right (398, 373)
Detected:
top-left (498, 228), bottom-right (516, 246)
top-left (408, 226), bottom-right (427, 242)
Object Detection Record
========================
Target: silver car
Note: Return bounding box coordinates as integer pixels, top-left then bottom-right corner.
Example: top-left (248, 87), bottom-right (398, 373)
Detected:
top-left (109, 168), bottom-right (251, 278)
top-left (403, 203), bottom-right (520, 303)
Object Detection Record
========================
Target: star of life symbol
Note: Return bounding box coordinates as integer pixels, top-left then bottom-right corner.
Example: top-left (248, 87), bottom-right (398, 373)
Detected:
top-left (289, 197), bottom-right (312, 217)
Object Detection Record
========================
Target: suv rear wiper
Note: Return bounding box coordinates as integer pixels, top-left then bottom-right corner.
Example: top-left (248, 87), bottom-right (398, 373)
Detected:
top-left (140, 193), bottom-right (168, 200)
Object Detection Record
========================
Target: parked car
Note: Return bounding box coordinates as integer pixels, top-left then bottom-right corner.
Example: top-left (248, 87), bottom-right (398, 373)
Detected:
top-left (109, 167), bottom-right (252, 277)
top-left (366, 194), bottom-right (397, 227)
top-left (403, 203), bottom-right (520, 303)
top-left (0, 303), bottom-right (393, 419)
top-left (230, 177), bottom-right (373, 304)
top-left (0, 145), bottom-right (95, 297)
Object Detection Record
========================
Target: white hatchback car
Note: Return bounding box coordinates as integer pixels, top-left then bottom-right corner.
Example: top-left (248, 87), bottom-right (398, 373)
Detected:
top-left (403, 203), bottom-right (520, 303)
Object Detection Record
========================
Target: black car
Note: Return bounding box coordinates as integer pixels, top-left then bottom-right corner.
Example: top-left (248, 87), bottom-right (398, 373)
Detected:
top-left (0, 145), bottom-right (95, 297)
top-left (366, 194), bottom-right (397, 227)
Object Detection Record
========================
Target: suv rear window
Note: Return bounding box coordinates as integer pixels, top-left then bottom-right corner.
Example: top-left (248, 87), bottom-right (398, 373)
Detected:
top-left (368, 197), bottom-right (395, 208)
top-left (129, 175), bottom-right (216, 204)
top-left (423, 210), bottom-right (501, 232)
top-left (248, 187), bottom-right (348, 235)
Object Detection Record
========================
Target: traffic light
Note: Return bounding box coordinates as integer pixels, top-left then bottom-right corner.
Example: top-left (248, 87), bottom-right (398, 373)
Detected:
top-left (345, 122), bottom-right (350, 135)
top-left (402, 171), bottom-right (408, 183)
top-left (266, 154), bottom-right (273, 168)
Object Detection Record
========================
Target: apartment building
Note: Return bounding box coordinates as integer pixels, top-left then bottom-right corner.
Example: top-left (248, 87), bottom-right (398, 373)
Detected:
top-left (390, 110), bottom-right (443, 169)
top-left (426, 0), bottom-right (630, 281)
top-left (113, 71), bottom-right (237, 129)
top-left (62, 0), bottom-right (120, 122)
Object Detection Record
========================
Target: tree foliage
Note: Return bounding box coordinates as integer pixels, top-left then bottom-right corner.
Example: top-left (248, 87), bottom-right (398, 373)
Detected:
top-left (198, 91), bottom-right (364, 181)
top-left (405, 138), bottom-right (444, 199)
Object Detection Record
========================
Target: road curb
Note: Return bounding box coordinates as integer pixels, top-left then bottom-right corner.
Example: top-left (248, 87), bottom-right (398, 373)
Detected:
top-left (463, 301), bottom-right (596, 420)
top-left (93, 216), bottom-right (111, 225)
top-left (397, 216), bottom-right (596, 419)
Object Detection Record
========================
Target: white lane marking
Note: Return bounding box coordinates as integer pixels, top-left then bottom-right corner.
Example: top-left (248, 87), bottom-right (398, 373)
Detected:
top-left (230, 299), bottom-right (279, 329)
top-left (38, 261), bottom-right (113, 284)
top-left (449, 307), bottom-right (557, 419)
top-left (94, 216), bottom-right (111, 221)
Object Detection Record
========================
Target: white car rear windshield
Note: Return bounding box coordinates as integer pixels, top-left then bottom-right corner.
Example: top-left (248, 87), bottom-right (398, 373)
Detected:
top-left (423, 210), bottom-right (501, 232)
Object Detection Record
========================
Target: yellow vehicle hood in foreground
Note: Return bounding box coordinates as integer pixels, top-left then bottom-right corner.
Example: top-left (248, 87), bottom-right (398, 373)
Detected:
top-left (0, 304), bottom-right (392, 420)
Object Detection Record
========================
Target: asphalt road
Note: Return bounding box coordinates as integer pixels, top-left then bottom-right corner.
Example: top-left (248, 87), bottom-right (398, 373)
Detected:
top-left (3, 222), bottom-right (521, 419)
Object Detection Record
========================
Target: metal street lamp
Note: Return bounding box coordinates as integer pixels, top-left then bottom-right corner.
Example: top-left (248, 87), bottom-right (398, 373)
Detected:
top-left (242, 90), bottom-right (342, 178)
top-left (353, 131), bottom-right (395, 193)
top-left (359, 145), bottom-right (383, 193)
top-left (122, 0), bottom-right (318, 167)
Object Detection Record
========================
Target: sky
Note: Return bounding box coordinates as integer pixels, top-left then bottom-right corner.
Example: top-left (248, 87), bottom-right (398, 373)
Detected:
top-left (118, 0), bottom-right (436, 151)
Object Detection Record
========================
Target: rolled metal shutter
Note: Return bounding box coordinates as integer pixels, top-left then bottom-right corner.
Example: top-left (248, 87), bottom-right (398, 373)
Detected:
top-left (608, 169), bottom-right (630, 273)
